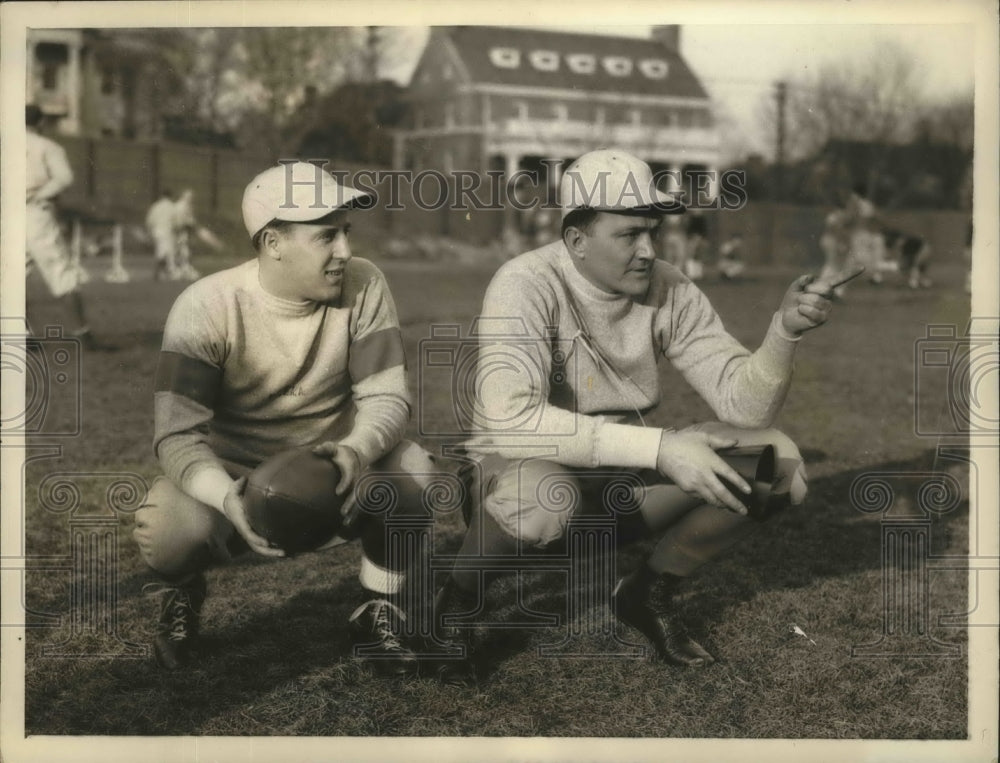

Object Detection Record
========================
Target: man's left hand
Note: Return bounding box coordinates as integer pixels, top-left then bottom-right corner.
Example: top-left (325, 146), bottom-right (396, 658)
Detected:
top-left (312, 442), bottom-right (362, 520)
top-left (779, 274), bottom-right (834, 337)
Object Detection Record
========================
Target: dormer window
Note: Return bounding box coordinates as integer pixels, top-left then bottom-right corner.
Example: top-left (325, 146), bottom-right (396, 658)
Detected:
top-left (489, 47), bottom-right (521, 69)
top-left (638, 59), bottom-right (669, 79)
top-left (529, 50), bottom-right (560, 72)
top-left (602, 56), bottom-right (632, 77)
top-left (566, 53), bottom-right (597, 74)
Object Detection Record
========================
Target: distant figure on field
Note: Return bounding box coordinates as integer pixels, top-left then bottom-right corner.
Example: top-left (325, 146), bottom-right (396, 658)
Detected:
top-left (883, 229), bottom-right (932, 289)
top-left (683, 209), bottom-right (708, 280)
top-left (25, 104), bottom-right (95, 347)
top-left (173, 189), bottom-right (200, 281)
top-left (844, 183), bottom-right (884, 285)
top-left (818, 208), bottom-right (851, 298)
top-left (717, 233), bottom-right (746, 280)
top-left (147, 189), bottom-right (178, 281)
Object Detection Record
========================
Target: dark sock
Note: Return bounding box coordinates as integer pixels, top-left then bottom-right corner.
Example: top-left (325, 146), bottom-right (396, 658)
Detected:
top-left (449, 505), bottom-right (517, 596)
top-left (648, 503), bottom-right (756, 577)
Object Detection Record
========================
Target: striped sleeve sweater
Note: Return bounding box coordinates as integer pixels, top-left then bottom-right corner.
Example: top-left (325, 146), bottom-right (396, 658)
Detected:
top-left (466, 240), bottom-right (798, 469)
top-left (153, 257), bottom-right (409, 511)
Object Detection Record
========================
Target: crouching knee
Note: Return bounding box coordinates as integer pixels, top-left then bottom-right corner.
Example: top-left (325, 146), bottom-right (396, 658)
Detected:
top-left (132, 477), bottom-right (227, 578)
top-left (484, 460), bottom-right (581, 548)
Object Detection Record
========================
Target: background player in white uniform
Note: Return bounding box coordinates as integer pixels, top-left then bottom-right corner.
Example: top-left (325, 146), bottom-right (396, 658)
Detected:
top-left (172, 188), bottom-right (200, 280)
top-left (25, 104), bottom-right (93, 345)
top-left (134, 162), bottom-right (439, 675)
top-left (717, 232), bottom-right (746, 280)
top-left (845, 183), bottom-right (884, 285)
top-left (146, 189), bottom-right (178, 281)
top-left (818, 208), bottom-right (851, 298)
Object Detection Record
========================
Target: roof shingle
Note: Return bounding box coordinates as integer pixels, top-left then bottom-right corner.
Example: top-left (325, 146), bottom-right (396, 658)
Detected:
top-left (443, 26), bottom-right (710, 100)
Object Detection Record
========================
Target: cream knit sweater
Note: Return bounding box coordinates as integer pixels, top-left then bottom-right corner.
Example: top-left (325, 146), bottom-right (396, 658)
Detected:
top-left (467, 240), bottom-right (798, 469)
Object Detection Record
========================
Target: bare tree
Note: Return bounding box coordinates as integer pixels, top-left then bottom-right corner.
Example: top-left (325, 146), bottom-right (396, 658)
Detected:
top-left (916, 90), bottom-right (974, 150)
top-left (761, 39), bottom-right (925, 163)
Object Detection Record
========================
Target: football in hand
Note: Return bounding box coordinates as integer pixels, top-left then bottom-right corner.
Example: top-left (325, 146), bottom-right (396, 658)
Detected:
top-left (244, 448), bottom-right (346, 554)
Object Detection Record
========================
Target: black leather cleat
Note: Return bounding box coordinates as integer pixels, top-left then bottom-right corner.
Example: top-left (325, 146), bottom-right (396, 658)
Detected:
top-left (612, 575), bottom-right (716, 668)
top-left (427, 582), bottom-right (479, 687)
top-left (145, 573), bottom-right (207, 671)
top-left (348, 599), bottom-right (419, 677)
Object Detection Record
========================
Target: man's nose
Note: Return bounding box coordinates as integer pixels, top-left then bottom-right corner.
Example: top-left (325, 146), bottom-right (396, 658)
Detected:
top-left (332, 233), bottom-right (352, 261)
top-left (635, 231), bottom-right (655, 260)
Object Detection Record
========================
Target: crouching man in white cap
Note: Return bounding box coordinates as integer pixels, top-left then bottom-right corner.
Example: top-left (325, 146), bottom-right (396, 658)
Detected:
top-left (432, 149), bottom-right (836, 683)
top-left (134, 162), bottom-right (438, 675)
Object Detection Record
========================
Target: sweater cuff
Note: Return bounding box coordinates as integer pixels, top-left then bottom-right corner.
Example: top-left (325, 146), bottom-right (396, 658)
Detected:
top-left (337, 430), bottom-right (382, 471)
top-left (753, 314), bottom-right (799, 383)
top-left (770, 311), bottom-right (803, 342)
top-left (183, 464), bottom-right (236, 513)
top-left (595, 423), bottom-right (662, 469)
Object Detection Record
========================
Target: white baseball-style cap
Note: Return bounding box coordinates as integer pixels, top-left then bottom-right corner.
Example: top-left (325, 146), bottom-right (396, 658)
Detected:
top-left (559, 149), bottom-right (684, 219)
top-left (241, 162), bottom-right (374, 238)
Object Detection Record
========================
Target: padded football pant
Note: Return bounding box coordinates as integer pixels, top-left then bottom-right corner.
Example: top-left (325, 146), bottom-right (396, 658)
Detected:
top-left (450, 424), bottom-right (807, 591)
top-left (133, 439), bottom-right (439, 595)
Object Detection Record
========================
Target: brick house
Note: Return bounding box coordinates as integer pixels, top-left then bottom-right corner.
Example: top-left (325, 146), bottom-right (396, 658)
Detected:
top-left (396, 25), bottom-right (721, 197)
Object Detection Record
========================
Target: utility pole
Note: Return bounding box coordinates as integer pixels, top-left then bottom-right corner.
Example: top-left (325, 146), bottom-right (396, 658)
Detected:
top-left (774, 80), bottom-right (788, 201)
top-left (366, 26), bottom-right (380, 83)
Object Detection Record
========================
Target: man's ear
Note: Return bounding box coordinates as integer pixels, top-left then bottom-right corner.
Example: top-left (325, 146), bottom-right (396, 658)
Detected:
top-left (259, 228), bottom-right (282, 261)
top-left (563, 226), bottom-right (588, 259)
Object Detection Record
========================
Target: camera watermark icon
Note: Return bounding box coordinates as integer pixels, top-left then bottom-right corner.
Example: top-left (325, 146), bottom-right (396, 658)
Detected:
top-left (849, 460), bottom-right (974, 659)
top-left (913, 318), bottom-right (999, 439)
top-left (417, 320), bottom-right (578, 439)
top-left (1, 324), bottom-right (82, 437)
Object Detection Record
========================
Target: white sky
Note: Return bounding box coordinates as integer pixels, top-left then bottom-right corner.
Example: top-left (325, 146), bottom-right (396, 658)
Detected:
top-left (382, 23), bottom-right (976, 161)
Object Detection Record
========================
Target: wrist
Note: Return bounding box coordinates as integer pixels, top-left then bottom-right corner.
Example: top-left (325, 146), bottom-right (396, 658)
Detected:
top-left (772, 311), bottom-right (803, 343)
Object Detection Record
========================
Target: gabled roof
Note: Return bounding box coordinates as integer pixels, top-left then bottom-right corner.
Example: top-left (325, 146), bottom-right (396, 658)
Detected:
top-left (442, 26), bottom-right (710, 100)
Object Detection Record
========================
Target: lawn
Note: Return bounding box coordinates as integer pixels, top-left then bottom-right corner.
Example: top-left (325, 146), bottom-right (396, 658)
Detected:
top-left (15, 238), bottom-right (973, 741)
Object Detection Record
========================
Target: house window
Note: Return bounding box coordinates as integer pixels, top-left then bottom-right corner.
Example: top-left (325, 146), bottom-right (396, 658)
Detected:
top-left (35, 42), bottom-right (68, 91)
top-left (552, 103), bottom-right (568, 121)
top-left (594, 106), bottom-right (605, 124)
top-left (489, 47), bottom-right (521, 69)
top-left (566, 53), bottom-right (596, 74)
top-left (638, 59), bottom-right (669, 79)
top-left (515, 100), bottom-right (529, 120)
top-left (629, 109), bottom-right (642, 126)
top-left (529, 50), bottom-right (559, 72)
top-left (42, 62), bottom-right (60, 91)
top-left (602, 56), bottom-right (632, 77)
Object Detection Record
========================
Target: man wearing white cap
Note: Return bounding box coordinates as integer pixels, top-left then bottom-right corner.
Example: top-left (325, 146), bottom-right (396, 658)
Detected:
top-left (433, 149), bottom-right (836, 683)
top-left (134, 162), bottom-right (436, 675)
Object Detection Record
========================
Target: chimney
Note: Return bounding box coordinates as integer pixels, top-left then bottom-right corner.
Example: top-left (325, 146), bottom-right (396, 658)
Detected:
top-left (651, 25), bottom-right (681, 53)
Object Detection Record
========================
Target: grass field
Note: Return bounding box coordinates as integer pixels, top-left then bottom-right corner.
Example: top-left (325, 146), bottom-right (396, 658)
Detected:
top-left (17, 238), bottom-right (973, 739)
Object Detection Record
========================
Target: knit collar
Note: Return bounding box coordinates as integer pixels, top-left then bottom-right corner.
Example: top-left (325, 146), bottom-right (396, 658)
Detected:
top-left (248, 260), bottom-right (321, 318)
top-left (557, 243), bottom-right (637, 306)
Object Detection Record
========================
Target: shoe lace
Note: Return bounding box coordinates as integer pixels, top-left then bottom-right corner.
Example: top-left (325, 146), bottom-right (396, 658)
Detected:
top-left (350, 599), bottom-right (407, 651)
top-left (143, 583), bottom-right (195, 642)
